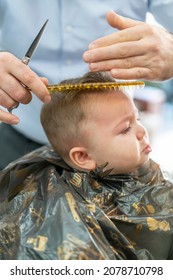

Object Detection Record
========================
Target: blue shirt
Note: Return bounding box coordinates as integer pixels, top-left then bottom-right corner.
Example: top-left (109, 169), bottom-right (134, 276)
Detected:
top-left (0, 0), bottom-right (173, 143)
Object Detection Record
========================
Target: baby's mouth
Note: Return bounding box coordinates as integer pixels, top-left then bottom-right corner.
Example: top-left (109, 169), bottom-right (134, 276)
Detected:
top-left (142, 144), bottom-right (152, 154)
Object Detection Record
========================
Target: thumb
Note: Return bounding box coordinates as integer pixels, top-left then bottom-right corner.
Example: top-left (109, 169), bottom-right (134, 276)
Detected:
top-left (106, 10), bottom-right (143, 30)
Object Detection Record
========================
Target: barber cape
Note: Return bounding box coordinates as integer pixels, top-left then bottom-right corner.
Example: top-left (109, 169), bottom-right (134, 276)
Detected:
top-left (0, 146), bottom-right (173, 260)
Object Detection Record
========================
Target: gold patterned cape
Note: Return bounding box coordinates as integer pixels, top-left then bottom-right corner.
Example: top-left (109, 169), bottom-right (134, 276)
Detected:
top-left (0, 146), bottom-right (173, 260)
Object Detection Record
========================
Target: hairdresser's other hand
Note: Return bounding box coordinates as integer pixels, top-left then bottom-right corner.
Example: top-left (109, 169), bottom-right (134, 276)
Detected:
top-left (83, 10), bottom-right (173, 81)
top-left (0, 52), bottom-right (50, 124)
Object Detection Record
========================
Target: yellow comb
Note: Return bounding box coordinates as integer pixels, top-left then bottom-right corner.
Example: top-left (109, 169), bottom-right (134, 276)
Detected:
top-left (47, 81), bottom-right (145, 93)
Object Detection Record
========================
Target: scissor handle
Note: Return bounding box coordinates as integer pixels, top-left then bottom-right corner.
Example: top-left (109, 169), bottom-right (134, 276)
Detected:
top-left (7, 103), bottom-right (19, 113)
top-left (22, 56), bottom-right (30, 65)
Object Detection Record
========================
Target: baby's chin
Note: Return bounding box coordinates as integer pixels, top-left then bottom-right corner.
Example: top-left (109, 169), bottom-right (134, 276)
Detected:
top-left (111, 158), bottom-right (151, 175)
top-left (139, 156), bottom-right (151, 169)
top-left (85, 156), bottom-right (151, 175)
top-left (129, 157), bottom-right (151, 174)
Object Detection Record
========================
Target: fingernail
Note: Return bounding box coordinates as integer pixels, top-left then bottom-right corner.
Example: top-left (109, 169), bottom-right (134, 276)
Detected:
top-left (111, 69), bottom-right (118, 76)
top-left (83, 51), bottom-right (92, 62)
top-left (11, 118), bottom-right (19, 124)
top-left (89, 63), bottom-right (98, 71)
top-left (44, 95), bottom-right (51, 103)
top-left (89, 42), bottom-right (98, 49)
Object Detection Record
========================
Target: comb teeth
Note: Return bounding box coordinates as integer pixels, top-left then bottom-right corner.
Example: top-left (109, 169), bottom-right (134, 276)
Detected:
top-left (47, 81), bottom-right (145, 94)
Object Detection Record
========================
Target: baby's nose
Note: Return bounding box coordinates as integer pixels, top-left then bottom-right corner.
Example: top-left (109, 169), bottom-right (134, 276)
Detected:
top-left (136, 124), bottom-right (147, 140)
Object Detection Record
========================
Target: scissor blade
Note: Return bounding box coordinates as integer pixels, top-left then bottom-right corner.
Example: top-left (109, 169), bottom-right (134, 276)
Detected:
top-left (23, 19), bottom-right (49, 63)
top-left (7, 19), bottom-right (49, 114)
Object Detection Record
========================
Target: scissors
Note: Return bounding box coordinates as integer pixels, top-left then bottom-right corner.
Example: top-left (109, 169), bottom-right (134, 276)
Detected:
top-left (8, 19), bottom-right (49, 113)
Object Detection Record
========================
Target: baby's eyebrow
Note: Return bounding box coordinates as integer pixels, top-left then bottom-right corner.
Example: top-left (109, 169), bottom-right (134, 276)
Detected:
top-left (114, 106), bottom-right (139, 129)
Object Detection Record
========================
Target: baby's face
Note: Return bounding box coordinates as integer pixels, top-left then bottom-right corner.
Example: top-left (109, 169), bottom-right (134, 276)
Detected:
top-left (82, 91), bottom-right (151, 174)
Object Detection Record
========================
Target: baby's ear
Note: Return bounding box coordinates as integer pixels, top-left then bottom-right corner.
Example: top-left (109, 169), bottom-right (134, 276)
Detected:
top-left (69, 147), bottom-right (96, 171)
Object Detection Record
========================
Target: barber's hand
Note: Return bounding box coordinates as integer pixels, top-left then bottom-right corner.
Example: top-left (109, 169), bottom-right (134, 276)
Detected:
top-left (0, 52), bottom-right (50, 124)
top-left (83, 10), bottom-right (173, 81)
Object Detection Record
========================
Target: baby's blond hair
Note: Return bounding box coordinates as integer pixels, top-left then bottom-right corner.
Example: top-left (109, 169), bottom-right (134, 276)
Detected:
top-left (40, 71), bottom-right (116, 160)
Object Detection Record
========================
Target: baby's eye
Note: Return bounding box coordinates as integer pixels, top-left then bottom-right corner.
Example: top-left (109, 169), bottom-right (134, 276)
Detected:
top-left (121, 126), bottom-right (131, 134)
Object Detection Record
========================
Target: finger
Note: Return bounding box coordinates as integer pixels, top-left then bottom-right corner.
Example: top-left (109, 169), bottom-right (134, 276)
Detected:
top-left (2, 54), bottom-right (50, 103)
top-left (89, 55), bottom-right (147, 72)
top-left (110, 67), bottom-right (152, 80)
top-left (0, 73), bottom-right (33, 104)
top-left (106, 10), bottom-right (143, 30)
top-left (87, 12), bottom-right (144, 50)
top-left (18, 89), bottom-right (32, 104)
top-left (0, 88), bottom-right (20, 109)
top-left (12, 63), bottom-right (51, 103)
top-left (84, 40), bottom-right (146, 63)
top-left (90, 24), bottom-right (145, 49)
top-left (0, 108), bottom-right (19, 124)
